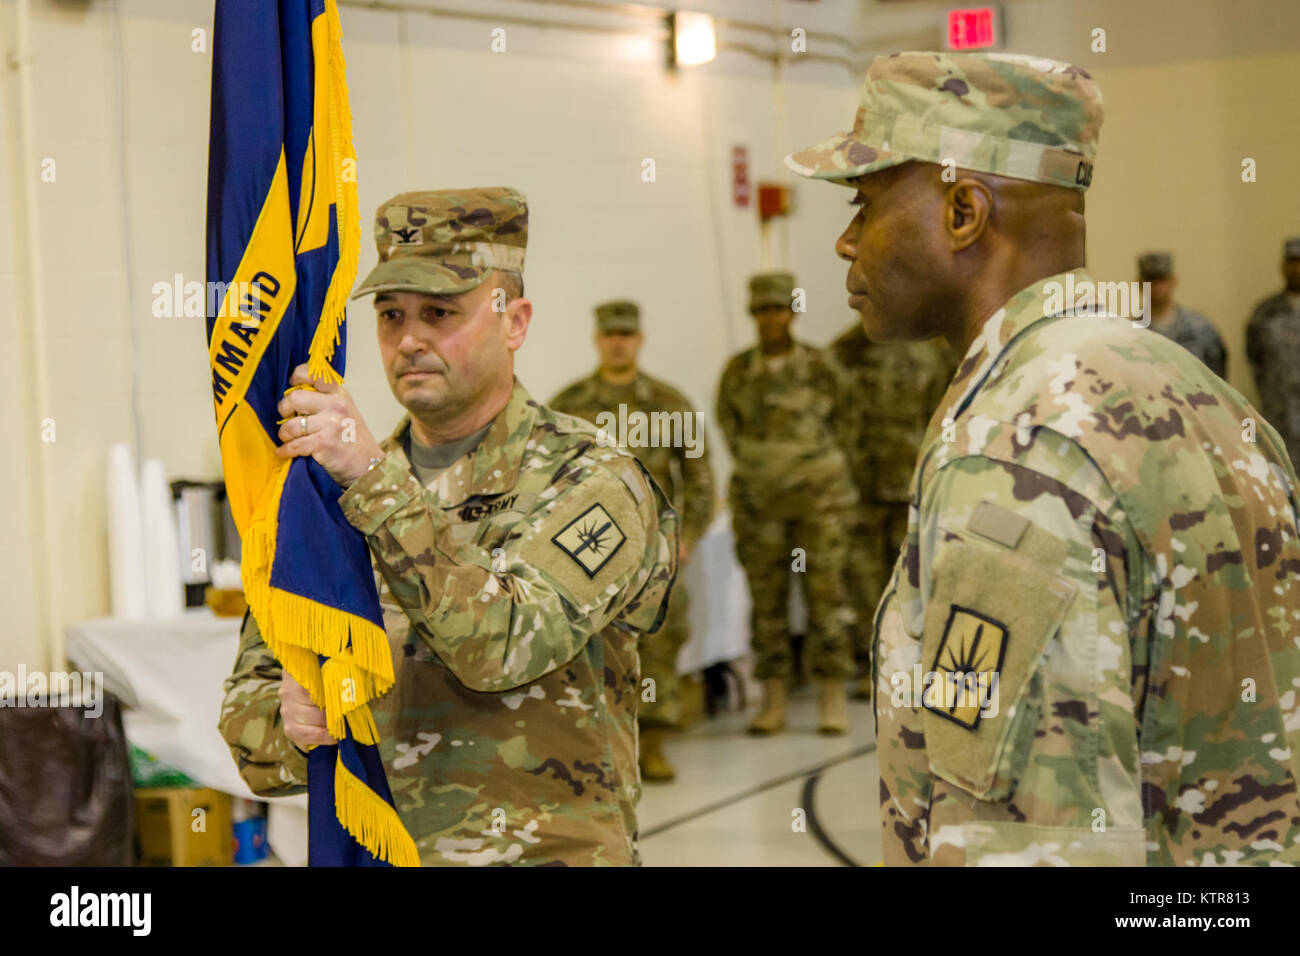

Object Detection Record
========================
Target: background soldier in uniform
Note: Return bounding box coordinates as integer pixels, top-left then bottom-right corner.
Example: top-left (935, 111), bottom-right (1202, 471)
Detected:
top-left (1137, 251), bottom-right (1227, 378)
top-left (218, 188), bottom-right (679, 866)
top-left (1246, 236), bottom-right (1300, 468)
top-left (827, 324), bottom-right (955, 699)
top-left (716, 271), bottom-right (858, 736)
top-left (550, 300), bottom-right (715, 782)
top-left (790, 52), bottom-right (1300, 865)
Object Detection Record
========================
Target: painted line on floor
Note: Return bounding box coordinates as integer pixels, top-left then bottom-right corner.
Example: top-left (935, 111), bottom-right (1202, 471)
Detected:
top-left (802, 770), bottom-right (864, 867)
top-left (639, 742), bottom-right (876, 840)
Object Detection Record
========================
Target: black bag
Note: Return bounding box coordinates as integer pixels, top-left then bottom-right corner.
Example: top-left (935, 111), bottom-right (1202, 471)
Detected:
top-left (0, 692), bottom-right (133, 865)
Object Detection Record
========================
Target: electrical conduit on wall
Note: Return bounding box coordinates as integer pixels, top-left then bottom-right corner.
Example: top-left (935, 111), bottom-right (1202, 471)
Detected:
top-left (12, 0), bottom-right (61, 672)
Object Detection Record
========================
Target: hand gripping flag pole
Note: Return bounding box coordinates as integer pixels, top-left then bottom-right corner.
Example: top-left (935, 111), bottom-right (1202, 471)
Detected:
top-left (205, 0), bottom-right (418, 867)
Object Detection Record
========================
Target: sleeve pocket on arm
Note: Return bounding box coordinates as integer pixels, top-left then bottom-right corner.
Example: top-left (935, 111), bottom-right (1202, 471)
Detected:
top-left (920, 537), bottom-right (1077, 802)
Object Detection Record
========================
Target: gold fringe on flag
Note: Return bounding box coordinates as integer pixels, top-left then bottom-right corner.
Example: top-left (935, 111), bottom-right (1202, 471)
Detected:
top-left (240, 463), bottom-right (393, 715)
top-left (336, 758), bottom-right (421, 868)
top-left (307, 0), bottom-right (360, 386)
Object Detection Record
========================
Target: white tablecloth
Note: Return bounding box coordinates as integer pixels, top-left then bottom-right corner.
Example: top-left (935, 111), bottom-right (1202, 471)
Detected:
top-left (678, 511), bottom-right (753, 673)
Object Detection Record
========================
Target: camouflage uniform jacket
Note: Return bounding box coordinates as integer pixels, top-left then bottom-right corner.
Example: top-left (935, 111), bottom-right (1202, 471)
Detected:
top-left (549, 370), bottom-right (716, 551)
top-left (827, 324), bottom-right (955, 503)
top-left (218, 379), bottom-right (679, 866)
top-left (716, 341), bottom-right (858, 516)
top-left (1246, 290), bottom-right (1300, 469)
top-left (874, 269), bottom-right (1300, 866)
top-left (1149, 305), bottom-right (1227, 380)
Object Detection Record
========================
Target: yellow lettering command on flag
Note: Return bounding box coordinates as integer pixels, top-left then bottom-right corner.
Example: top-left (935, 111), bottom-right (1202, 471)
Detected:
top-left (923, 606), bottom-right (1007, 730)
top-left (209, 148), bottom-right (300, 531)
top-left (209, 149), bottom-right (298, 423)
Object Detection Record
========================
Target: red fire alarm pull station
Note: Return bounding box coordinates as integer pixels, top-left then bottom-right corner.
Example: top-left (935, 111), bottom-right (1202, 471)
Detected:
top-left (946, 7), bottom-right (999, 51)
top-left (757, 183), bottom-right (790, 221)
top-left (732, 146), bottom-right (750, 207)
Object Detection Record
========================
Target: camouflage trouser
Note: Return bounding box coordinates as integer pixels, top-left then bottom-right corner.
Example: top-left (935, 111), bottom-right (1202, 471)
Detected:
top-left (845, 500), bottom-right (909, 664)
top-left (639, 582), bottom-right (689, 729)
top-left (732, 504), bottom-right (855, 681)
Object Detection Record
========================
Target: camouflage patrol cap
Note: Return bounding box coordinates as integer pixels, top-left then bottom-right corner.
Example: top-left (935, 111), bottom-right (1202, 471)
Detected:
top-left (1138, 252), bottom-right (1173, 280)
top-left (351, 187), bottom-right (528, 300)
top-left (786, 51), bottom-right (1103, 191)
top-left (749, 272), bottom-right (796, 312)
top-left (595, 300), bottom-right (640, 333)
top-left (1285, 237), bottom-right (1300, 259)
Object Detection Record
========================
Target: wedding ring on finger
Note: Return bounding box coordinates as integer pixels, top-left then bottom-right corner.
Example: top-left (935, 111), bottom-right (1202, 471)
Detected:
top-left (299, 416), bottom-right (308, 436)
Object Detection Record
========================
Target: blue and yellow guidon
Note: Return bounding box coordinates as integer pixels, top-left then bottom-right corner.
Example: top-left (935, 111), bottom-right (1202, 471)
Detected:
top-left (206, 0), bottom-right (417, 867)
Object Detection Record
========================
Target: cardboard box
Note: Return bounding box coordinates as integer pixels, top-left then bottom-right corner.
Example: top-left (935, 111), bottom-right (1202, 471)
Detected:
top-left (134, 788), bottom-right (233, 867)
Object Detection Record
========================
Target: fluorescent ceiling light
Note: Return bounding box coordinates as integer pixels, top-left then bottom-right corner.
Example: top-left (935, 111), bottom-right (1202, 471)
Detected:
top-left (673, 11), bottom-right (716, 67)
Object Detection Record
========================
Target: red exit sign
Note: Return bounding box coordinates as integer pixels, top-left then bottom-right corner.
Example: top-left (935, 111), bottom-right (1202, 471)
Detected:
top-left (946, 7), bottom-right (999, 50)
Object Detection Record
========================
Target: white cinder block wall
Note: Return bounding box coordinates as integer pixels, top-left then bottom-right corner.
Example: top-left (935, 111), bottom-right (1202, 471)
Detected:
top-left (3, 0), bottom-right (1299, 672)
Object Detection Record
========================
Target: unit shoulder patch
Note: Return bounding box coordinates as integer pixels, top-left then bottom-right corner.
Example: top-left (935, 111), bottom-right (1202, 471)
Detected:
top-left (516, 466), bottom-right (650, 616)
top-left (551, 502), bottom-right (627, 578)
top-left (922, 603), bottom-right (1008, 731)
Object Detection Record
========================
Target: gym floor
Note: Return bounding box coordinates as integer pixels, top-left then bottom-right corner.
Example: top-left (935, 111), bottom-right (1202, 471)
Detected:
top-left (639, 685), bottom-right (881, 866)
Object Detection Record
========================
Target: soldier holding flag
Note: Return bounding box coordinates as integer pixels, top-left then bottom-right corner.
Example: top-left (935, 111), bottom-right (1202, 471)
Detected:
top-left (219, 189), bottom-right (679, 866)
